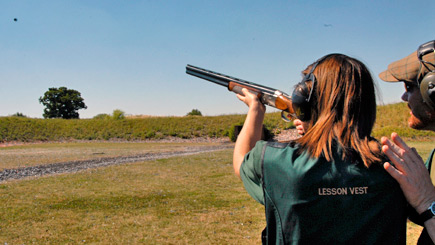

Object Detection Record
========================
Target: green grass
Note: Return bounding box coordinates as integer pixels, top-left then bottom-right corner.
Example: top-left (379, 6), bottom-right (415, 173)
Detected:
top-left (0, 148), bottom-right (265, 244)
top-left (373, 103), bottom-right (435, 139)
top-left (0, 102), bottom-right (433, 243)
top-left (406, 141), bottom-right (435, 158)
top-left (0, 142), bottom-right (433, 243)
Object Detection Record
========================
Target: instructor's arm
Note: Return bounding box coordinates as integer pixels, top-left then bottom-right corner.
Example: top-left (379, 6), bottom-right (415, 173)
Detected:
top-left (233, 88), bottom-right (266, 178)
top-left (382, 133), bottom-right (435, 242)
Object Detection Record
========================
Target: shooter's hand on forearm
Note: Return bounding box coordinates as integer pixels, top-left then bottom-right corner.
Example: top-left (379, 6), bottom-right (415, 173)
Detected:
top-left (233, 88), bottom-right (266, 178)
top-left (381, 132), bottom-right (435, 214)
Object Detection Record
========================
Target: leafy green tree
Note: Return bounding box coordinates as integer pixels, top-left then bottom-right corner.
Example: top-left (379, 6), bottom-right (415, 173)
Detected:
top-left (186, 109), bottom-right (202, 116)
top-left (39, 87), bottom-right (87, 119)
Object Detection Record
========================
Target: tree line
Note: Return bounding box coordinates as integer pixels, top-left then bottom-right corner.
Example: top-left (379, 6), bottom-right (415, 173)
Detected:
top-left (31, 87), bottom-right (202, 119)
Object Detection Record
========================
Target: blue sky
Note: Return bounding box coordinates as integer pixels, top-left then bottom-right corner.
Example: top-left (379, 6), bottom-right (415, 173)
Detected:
top-left (1, 0), bottom-right (435, 118)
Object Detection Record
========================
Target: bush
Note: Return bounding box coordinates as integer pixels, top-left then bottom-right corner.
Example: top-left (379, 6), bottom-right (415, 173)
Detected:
top-left (228, 124), bottom-right (243, 142)
top-left (93, 114), bottom-right (110, 120)
top-left (112, 109), bottom-right (125, 120)
top-left (186, 109), bottom-right (202, 116)
top-left (11, 112), bottom-right (26, 117)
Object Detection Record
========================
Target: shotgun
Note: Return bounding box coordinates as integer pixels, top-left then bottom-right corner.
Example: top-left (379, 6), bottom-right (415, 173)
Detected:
top-left (186, 64), bottom-right (295, 121)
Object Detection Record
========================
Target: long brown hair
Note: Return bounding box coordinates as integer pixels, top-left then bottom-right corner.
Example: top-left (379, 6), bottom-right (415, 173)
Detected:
top-left (295, 54), bottom-right (382, 167)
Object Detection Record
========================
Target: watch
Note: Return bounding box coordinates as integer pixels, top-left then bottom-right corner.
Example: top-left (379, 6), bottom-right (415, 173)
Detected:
top-left (420, 201), bottom-right (435, 223)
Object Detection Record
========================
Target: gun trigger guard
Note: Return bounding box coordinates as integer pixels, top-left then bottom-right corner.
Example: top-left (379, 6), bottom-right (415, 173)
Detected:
top-left (281, 111), bottom-right (292, 122)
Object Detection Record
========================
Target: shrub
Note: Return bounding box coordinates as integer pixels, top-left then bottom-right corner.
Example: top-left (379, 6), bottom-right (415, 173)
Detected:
top-left (186, 109), bottom-right (202, 116)
top-left (112, 109), bottom-right (125, 120)
top-left (228, 124), bottom-right (243, 142)
top-left (11, 112), bottom-right (26, 117)
top-left (93, 114), bottom-right (110, 120)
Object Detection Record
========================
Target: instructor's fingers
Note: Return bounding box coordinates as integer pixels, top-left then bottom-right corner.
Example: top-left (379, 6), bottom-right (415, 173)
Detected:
top-left (391, 133), bottom-right (424, 163)
top-left (382, 133), bottom-right (415, 162)
top-left (381, 136), bottom-right (404, 157)
top-left (391, 133), bottom-right (412, 151)
top-left (382, 145), bottom-right (406, 172)
top-left (383, 162), bottom-right (403, 181)
top-left (381, 137), bottom-right (403, 161)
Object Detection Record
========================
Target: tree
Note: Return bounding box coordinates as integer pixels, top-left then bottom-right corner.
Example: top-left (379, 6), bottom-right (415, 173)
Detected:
top-left (112, 109), bottom-right (125, 120)
top-left (186, 109), bottom-right (202, 116)
top-left (39, 87), bottom-right (87, 119)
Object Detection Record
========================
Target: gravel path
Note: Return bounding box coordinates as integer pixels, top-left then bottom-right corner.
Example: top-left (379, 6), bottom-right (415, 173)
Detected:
top-left (0, 144), bottom-right (233, 183)
top-left (0, 129), bottom-right (299, 183)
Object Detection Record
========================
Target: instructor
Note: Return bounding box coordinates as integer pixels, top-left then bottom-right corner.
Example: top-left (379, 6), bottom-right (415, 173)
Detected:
top-left (379, 39), bottom-right (435, 244)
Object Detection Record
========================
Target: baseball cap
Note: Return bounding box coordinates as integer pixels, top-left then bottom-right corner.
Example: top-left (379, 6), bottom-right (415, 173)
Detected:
top-left (379, 43), bottom-right (435, 83)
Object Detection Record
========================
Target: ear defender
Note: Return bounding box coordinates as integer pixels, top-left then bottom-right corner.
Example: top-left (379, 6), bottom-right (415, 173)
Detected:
top-left (291, 82), bottom-right (313, 121)
top-left (291, 57), bottom-right (324, 121)
top-left (420, 72), bottom-right (435, 110)
top-left (417, 40), bottom-right (435, 110)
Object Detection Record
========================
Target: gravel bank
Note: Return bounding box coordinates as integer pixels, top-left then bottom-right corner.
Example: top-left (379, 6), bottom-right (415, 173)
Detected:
top-left (0, 129), bottom-right (299, 183)
top-left (0, 144), bottom-right (233, 183)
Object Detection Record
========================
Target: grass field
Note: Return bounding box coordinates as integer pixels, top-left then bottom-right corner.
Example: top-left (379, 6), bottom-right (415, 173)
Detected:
top-left (0, 102), bottom-right (433, 243)
top-left (0, 141), bottom-right (433, 244)
top-left (0, 147), bottom-right (266, 244)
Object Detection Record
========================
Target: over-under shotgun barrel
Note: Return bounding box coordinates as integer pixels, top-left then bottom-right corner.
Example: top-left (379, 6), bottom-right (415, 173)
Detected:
top-left (186, 64), bottom-right (296, 120)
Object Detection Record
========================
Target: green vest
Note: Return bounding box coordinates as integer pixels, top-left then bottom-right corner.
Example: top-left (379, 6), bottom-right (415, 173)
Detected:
top-left (242, 141), bottom-right (407, 244)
